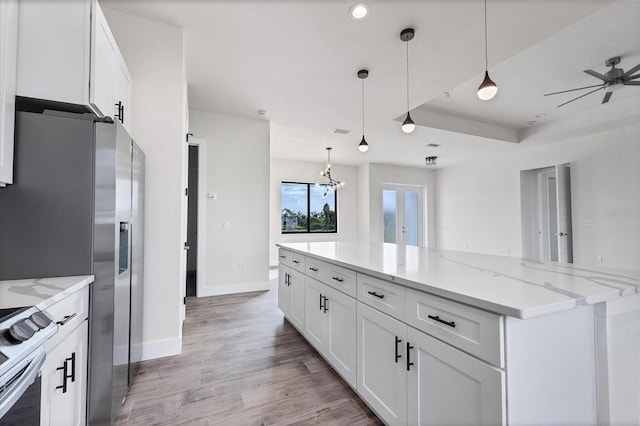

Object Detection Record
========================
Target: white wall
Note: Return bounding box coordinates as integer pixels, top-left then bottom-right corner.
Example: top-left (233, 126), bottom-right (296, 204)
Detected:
top-left (363, 163), bottom-right (437, 248)
top-left (270, 158), bottom-right (358, 265)
top-left (104, 9), bottom-right (186, 359)
top-left (436, 124), bottom-right (640, 270)
top-left (189, 110), bottom-right (271, 295)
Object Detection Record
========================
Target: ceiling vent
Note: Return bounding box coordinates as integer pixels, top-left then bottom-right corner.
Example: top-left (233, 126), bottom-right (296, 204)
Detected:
top-left (331, 128), bottom-right (350, 135)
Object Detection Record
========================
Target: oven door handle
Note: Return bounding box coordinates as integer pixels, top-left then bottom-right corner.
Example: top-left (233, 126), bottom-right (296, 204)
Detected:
top-left (0, 349), bottom-right (46, 419)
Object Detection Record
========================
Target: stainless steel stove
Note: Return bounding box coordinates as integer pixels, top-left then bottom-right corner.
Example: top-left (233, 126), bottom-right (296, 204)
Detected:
top-left (0, 306), bottom-right (57, 424)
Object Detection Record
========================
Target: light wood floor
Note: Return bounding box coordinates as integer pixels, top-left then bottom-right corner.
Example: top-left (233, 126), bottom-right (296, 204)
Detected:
top-left (117, 279), bottom-right (382, 425)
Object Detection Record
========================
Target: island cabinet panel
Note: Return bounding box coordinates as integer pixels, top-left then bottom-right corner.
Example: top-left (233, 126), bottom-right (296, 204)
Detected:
top-left (406, 326), bottom-right (505, 426)
top-left (356, 302), bottom-right (407, 425)
top-left (278, 262), bottom-right (304, 332)
top-left (405, 287), bottom-right (504, 368)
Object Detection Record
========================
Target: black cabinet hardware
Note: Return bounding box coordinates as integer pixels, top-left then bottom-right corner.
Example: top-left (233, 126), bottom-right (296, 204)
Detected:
top-left (323, 296), bottom-right (329, 313)
top-left (114, 101), bottom-right (124, 123)
top-left (331, 276), bottom-right (344, 282)
top-left (428, 315), bottom-right (456, 328)
top-left (309, 267), bottom-right (318, 272)
top-left (292, 260), bottom-right (300, 264)
top-left (367, 291), bottom-right (384, 299)
top-left (56, 313), bottom-right (77, 326)
top-left (319, 294), bottom-right (324, 311)
top-left (66, 352), bottom-right (76, 383)
top-left (406, 342), bottom-right (414, 371)
top-left (395, 336), bottom-right (402, 363)
top-left (279, 255), bottom-right (286, 259)
top-left (121, 104), bottom-right (125, 123)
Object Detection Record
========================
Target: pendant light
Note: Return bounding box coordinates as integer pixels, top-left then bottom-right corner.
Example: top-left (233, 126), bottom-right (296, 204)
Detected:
top-left (358, 69), bottom-right (369, 152)
top-left (477, 0), bottom-right (498, 100)
top-left (400, 28), bottom-right (415, 133)
top-left (316, 147), bottom-right (345, 197)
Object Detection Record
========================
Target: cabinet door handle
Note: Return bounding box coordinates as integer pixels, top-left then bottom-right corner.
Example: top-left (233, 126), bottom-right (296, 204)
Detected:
top-left (56, 361), bottom-right (68, 394)
top-left (308, 267), bottom-right (318, 272)
top-left (56, 313), bottom-right (77, 326)
top-left (292, 260), bottom-right (300, 264)
top-left (331, 276), bottom-right (344, 283)
top-left (319, 294), bottom-right (324, 311)
top-left (323, 296), bottom-right (329, 313)
top-left (427, 315), bottom-right (456, 328)
top-left (66, 352), bottom-right (76, 383)
top-left (121, 104), bottom-right (125, 123)
top-left (406, 342), bottom-right (414, 371)
top-left (367, 291), bottom-right (384, 299)
top-left (395, 336), bottom-right (402, 363)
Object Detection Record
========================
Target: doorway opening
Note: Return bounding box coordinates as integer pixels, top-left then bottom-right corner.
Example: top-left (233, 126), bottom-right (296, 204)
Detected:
top-left (186, 145), bottom-right (199, 297)
top-left (521, 164), bottom-right (573, 263)
top-left (382, 184), bottom-right (424, 246)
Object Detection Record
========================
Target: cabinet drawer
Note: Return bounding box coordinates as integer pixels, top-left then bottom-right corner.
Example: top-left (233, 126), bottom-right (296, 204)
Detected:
top-left (305, 256), bottom-right (327, 282)
top-left (45, 286), bottom-right (89, 349)
top-left (289, 251), bottom-right (306, 272)
top-left (357, 274), bottom-right (406, 321)
top-left (405, 287), bottom-right (504, 367)
top-left (278, 248), bottom-right (291, 267)
top-left (324, 263), bottom-right (357, 298)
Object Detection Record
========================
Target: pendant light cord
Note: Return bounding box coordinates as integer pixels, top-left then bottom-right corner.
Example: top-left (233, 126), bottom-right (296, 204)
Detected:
top-left (406, 39), bottom-right (410, 111)
top-left (484, 0), bottom-right (488, 70)
top-left (361, 78), bottom-right (365, 135)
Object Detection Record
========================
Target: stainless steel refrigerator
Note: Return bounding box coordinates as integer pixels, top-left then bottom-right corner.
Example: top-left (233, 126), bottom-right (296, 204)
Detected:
top-left (0, 107), bottom-right (145, 425)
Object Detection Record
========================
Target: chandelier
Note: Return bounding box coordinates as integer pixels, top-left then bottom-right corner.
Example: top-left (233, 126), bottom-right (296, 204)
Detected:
top-left (316, 147), bottom-right (345, 197)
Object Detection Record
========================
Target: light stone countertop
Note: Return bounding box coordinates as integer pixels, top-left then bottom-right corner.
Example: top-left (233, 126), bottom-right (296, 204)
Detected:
top-left (0, 275), bottom-right (94, 311)
top-left (277, 241), bottom-right (640, 319)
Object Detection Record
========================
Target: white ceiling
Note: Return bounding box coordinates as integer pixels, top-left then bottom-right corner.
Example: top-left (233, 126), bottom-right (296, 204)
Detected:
top-left (102, 0), bottom-right (640, 169)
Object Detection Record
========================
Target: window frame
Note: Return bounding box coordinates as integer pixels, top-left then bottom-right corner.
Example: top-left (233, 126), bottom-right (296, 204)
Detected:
top-left (281, 181), bottom-right (338, 234)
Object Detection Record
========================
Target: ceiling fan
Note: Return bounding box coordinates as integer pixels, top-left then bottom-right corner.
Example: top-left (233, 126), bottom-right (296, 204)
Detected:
top-left (545, 56), bottom-right (640, 107)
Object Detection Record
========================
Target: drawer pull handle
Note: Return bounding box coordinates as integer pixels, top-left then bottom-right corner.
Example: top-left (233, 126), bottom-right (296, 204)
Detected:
top-left (279, 255), bottom-right (286, 259)
top-left (406, 342), bottom-right (414, 371)
top-left (331, 276), bottom-right (344, 282)
top-left (292, 260), bottom-right (300, 264)
top-left (428, 315), bottom-right (456, 328)
top-left (56, 362), bottom-right (68, 393)
top-left (367, 291), bottom-right (384, 299)
top-left (309, 267), bottom-right (318, 272)
top-left (56, 313), bottom-right (77, 326)
top-left (395, 336), bottom-right (402, 363)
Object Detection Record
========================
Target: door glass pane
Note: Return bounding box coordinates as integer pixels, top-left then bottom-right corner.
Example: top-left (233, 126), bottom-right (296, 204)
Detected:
top-left (405, 191), bottom-right (419, 246)
top-left (383, 190), bottom-right (397, 243)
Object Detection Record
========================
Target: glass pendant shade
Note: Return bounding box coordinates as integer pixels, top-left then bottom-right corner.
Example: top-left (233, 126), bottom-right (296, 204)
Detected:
top-left (477, 70), bottom-right (498, 100)
top-left (358, 135), bottom-right (369, 152)
top-left (401, 112), bottom-right (415, 133)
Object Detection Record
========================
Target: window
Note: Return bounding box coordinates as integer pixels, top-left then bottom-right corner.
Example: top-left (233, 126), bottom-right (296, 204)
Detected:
top-left (281, 182), bottom-right (337, 233)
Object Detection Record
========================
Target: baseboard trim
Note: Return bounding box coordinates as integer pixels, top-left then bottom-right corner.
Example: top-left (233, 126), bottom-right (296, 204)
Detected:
top-left (198, 280), bottom-right (271, 297)
top-left (141, 337), bottom-right (182, 361)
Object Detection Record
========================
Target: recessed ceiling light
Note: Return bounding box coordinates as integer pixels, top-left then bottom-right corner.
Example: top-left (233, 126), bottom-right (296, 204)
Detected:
top-left (257, 110), bottom-right (267, 116)
top-left (349, 3), bottom-right (369, 20)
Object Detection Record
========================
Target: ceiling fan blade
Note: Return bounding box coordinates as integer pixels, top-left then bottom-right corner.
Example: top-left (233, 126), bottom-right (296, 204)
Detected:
top-left (623, 81), bottom-right (640, 86)
top-left (584, 69), bottom-right (609, 81)
top-left (544, 84), bottom-right (604, 96)
top-left (602, 92), bottom-right (612, 104)
top-left (556, 87), bottom-right (603, 108)
top-left (627, 74), bottom-right (640, 80)
top-left (622, 63), bottom-right (640, 78)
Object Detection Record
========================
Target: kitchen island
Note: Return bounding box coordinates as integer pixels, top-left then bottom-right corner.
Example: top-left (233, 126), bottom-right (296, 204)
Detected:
top-left (277, 241), bottom-right (639, 425)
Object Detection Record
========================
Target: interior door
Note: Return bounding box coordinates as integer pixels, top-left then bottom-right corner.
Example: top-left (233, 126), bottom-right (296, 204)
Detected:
top-left (383, 185), bottom-right (422, 246)
top-left (556, 164), bottom-right (573, 263)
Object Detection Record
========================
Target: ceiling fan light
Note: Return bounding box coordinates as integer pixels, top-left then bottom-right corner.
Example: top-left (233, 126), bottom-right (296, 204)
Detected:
top-left (477, 71), bottom-right (498, 100)
top-left (358, 136), bottom-right (369, 152)
top-left (401, 112), bottom-right (415, 133)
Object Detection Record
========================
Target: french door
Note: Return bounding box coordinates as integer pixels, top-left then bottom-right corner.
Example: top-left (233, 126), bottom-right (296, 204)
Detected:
top-left (382, 185), bottom-right (423, 246)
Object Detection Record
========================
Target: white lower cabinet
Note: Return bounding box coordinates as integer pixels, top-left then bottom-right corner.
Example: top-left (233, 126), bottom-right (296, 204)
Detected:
top-left (40, 320), bottom-right (88, 426)
top-left (305, 277), bottom-right (356, 387)
top-left (278, 264), bottom-right (305, 332)
top-left (357, 301), bottom-right (505, 426)
top-left (357, 302), bottom-right (407, 425)
top-left (406, 326), bottom-right (505, 426)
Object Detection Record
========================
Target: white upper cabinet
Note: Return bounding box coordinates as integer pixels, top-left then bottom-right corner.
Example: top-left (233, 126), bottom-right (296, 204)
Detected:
top-left (16, 0), bottom-right (132, 130)
top-left (0, 0), bottom-right (18, 186)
